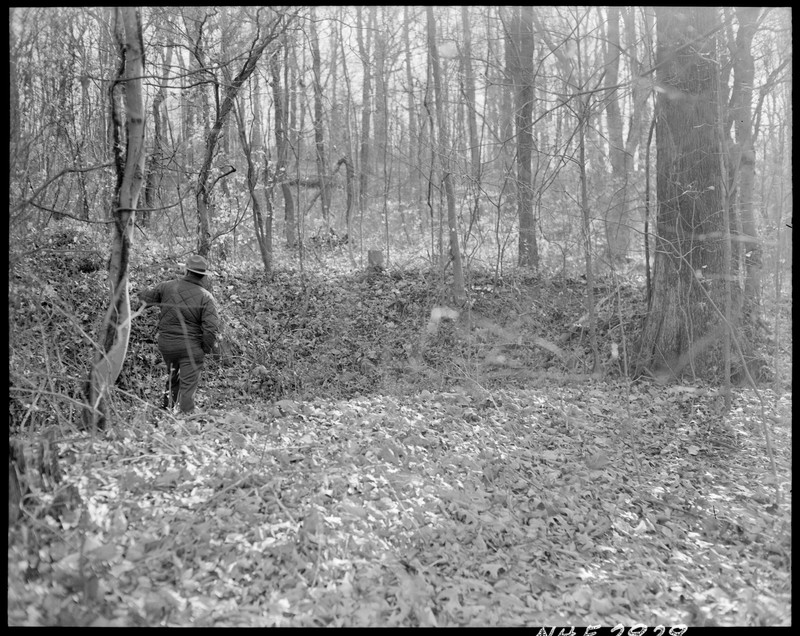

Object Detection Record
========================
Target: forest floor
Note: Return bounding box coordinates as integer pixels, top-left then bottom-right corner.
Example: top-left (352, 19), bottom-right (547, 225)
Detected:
top-left (8, 237), bottom-right (792, 627)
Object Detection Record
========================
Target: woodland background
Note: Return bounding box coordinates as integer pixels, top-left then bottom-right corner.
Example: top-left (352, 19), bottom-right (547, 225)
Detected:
top-left (8, 5), bottom-right (793, 627)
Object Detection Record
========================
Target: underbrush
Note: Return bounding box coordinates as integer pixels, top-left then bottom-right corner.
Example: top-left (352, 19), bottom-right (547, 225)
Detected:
top-left (9, 243), bottom-right (788, 436)
top-left (8, 241), bottom-right (792, 627)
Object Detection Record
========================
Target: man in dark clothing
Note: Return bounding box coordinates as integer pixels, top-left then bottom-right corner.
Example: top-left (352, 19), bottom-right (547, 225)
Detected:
top-left (138, 255), bottom-right (220, 414)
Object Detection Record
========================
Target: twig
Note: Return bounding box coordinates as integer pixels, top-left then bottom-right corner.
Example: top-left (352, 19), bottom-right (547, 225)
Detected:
top-left (268, 489), bottom-right (298, 526)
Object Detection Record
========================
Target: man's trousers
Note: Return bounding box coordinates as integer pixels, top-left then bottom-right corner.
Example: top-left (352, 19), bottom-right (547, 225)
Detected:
top-left (160, 350), bottom-right (204, 414)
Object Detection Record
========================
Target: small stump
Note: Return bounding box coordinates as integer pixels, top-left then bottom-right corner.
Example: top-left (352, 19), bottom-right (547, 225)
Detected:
top-left (367, 249), bottom-right (384, 270)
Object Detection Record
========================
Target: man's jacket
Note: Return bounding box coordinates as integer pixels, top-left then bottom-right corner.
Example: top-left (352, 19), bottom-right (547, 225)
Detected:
top-left (139, 275), bottom-right (219, 358)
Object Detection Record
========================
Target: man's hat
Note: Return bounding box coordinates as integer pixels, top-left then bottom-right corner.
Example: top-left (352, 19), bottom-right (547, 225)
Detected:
top-left (181, 254), bottom-right (213, 275)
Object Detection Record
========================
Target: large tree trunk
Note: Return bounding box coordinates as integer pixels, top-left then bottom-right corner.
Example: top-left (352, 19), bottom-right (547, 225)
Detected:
top-left (84, 7), bottom-right (146, 429)
top-left (636, 7), bottom-right (736, 381)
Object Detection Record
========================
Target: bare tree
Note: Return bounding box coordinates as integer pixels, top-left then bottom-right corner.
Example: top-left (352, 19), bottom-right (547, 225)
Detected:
top-left (575, 13), bottom-right (602, 375)
top-left (234, 74), bottom-right (272, 275)
top-left (143, 41), bottom-right (174, 228)
top-left (403, 7), bottom-right (422, 226)
top-left (83, 7), bottom-right (146, 429)
top-left (195, 8), bottom-right (295, 257)
top-left (427, 6), bottom-right (466, 303)
top-left (309, 7), bottom-right (331, 220)
top-left (460, 5), bottom-right (483, 235)
top-left (507, 6), bottom-right (538, 270)
top-left (356, 6), bottom-right (373, 207)
top-left (270, 37), bottom-right (297, 247)
top-left (603, 6), bottom-right (627, 265)
top-left (727, 8), bottom-right (763, 325)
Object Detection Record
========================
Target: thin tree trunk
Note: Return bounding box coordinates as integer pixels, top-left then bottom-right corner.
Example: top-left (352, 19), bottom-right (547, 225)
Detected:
top-left (143, 44), bottom-right (173, 228)
top-left (403, 7), bottom-right (420, 217)
top-left (427, 6), bottom-right (465, 304)
top-left (196, 8), bottom-right (289, 256)
top-left (309, 8), bottom-right (331, 221)
top-left (461, 5), bottom-right (482, 234)
top-left (731, 7), bottom-right (762, 324)
top-left (337, 21), bottom-right (356, 247)
top-left (84, 7), bottom-right (146, 429)
top-left (271, 41), bottom-right (296, 247)
top-left (337, 155), bottom-right (355, 234)
top-left (576, 30), bottom-right (601, 375)
top-left (623, 7), bottom-right (649, 165)
top-left (179, 44), bottom-right (194, 194)
top-left (234, 80), bottom-right (271, 275)
top-left (374, 10), bottom-right (388, 217)
top-left (715, 55), bottom-right (734, 411)
top-left (604, 6), bottom-right (629, 265)
top-left (499, 7), bottom-right (517, 205)
top-left (356, 6), bottom-right (373, 207)
top-left (510, 6), bottom-right (538, 270)
top-left (328, 12), bottom-right (344, 229)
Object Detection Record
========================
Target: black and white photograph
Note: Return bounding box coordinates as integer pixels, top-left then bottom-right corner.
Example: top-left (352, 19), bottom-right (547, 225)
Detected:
top-left (8, 5), bottom-right (791, 627)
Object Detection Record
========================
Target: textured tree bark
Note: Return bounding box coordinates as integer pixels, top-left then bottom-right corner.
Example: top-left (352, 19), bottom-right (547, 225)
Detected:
top-left (510, 6), bottom-right (538, 270)
top-left (636, 7), bottom-right (739, 381)
top-left (84, 7), bottom-right (146, 429)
